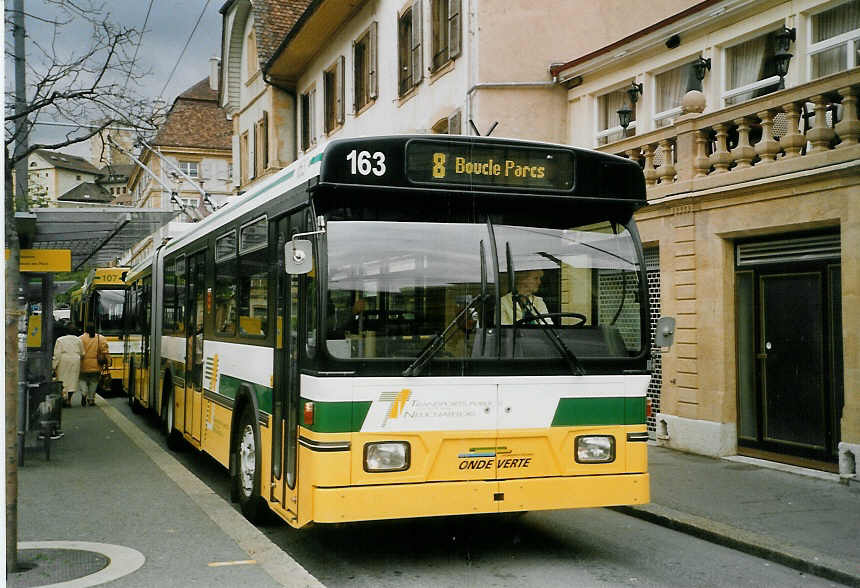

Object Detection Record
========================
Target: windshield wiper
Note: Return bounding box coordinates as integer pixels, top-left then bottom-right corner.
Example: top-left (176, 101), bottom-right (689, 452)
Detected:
top-left (402, 293), bottom-right (490, 377)
top-left (518, 296), bottom-right (586, 376)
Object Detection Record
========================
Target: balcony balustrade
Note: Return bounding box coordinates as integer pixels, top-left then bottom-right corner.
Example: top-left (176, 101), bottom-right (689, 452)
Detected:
top-left (598, 69), bottom-right (860, 201)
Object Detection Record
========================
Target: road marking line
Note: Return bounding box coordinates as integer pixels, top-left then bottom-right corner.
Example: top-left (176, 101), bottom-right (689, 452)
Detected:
top-left (208, 559), bottom-right (258, 567)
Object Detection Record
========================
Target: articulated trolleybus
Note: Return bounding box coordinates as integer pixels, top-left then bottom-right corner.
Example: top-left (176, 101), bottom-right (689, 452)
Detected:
top-left (124, 135), bottom-right (657, 527)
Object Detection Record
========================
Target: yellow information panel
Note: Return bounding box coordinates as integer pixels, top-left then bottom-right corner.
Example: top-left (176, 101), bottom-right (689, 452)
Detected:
top-left (5, 249), bottom-right (72, 272)
top-left (27, 314), bottom-right (42, 348)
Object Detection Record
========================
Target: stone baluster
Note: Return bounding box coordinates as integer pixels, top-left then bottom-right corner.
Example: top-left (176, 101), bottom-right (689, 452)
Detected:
top-left (710, 124), bottom-right (733, 173)
top-left (835, 86), bottom-right (860, 147)
top-left (731, 117), bottom-right (756, 168)
top-left (642, 143), bottom-right (658, 186)
top-left (780, 102), bottom-right (805, 158)
top-left (806, 94), bottom-right (836, 153)
top-left (755, 110), bottom-right (782, 164)
top-left (625, 147), bottom-right (642, 166)
top-left (656, 139), bottom-right (676, 183)
top-left (693, 130), bottom-right (711, 177)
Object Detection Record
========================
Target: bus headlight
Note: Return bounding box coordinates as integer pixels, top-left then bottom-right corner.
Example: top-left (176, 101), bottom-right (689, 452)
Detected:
top-left (364, 442), bottom-right (410, 472)
top-left (575, 436), bottom-right (615, 463)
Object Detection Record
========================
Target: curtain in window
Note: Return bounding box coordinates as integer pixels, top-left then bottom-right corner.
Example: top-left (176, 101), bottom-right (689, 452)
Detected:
top-left (598, 89), bottom-right (628, 144)
top-left (727, 36), bottom-right (767, 104)
top-left (812, 1), bottom-right (860, 77)
top-left (655, 66), bottom-right (689, 127)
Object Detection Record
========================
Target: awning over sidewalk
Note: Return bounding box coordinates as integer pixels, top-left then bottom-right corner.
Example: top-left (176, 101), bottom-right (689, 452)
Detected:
top-left (15, 207), bottom-right (179, 270)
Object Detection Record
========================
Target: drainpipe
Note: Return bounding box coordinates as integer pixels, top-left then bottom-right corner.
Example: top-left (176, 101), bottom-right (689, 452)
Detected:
top-left (466, 81), bottom-right (558, 135)
top-left (263, 71), bottom-right (298, 163)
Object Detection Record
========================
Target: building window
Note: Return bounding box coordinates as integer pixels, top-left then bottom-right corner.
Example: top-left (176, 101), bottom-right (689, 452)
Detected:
top-left (240, 132), bottom-right (249, 185)
top-left (654, 61), bottom-right (702, 128)
top-left (431, 110), bottom-right (461, 134)
top-left (431, 0), bottom-right (461, 72)
top-left (723, 28), bottom-right (783, 106)
top-left (353, 22), bottom-right (378, 113)
top-left (179, 160), bottom-right (199, 178)
top-left (324, 56), bottom-right (345, 134)
top-left (301, 87), bottom-right (316, 151)
top-left (398, 3), bottom-right (423, 96)
top-left (809, 1), bottom-right (860, 79)
top-left (255, 113), bottom-right (268, 177)
top-left (596, 88), bottom-right (634, 146)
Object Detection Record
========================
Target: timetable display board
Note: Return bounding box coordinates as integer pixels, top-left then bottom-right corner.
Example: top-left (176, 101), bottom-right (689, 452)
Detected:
top-left (405, 139), bottom-right (575, 191)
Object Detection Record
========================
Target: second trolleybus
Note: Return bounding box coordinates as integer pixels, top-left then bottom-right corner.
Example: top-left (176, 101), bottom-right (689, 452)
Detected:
top-left (123, 134), bottom-right (667, 527)
top-left (75, 266), bottom-right (130, 394)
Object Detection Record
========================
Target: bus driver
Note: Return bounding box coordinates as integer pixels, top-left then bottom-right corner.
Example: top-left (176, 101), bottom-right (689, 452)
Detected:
top-left (500, 269), bottom-right (552, 325)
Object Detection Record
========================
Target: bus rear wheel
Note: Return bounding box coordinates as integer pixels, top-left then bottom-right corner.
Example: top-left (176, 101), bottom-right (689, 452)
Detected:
top-left (232, 405), bottom-right (267, 523)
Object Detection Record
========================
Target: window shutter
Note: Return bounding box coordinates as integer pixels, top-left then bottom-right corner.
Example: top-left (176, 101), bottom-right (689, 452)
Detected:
top-left (337, 55), bottom-right (345, 124)
top-left (411, 1), bottom-right (423, 84)
top-left (448, 0), bottom-right (461, 59)
top-left (261, 111), bottom-right (269, 169)
top-left (310, 88), bottom-right (317, 145)
top-left (448, 109), bottom-right (461, 135)
top-left (369, 21), bottom-right (378, 99)
top-left (231, 135), bottom-right (240, 186)
top-left (249, 124), bottom-right (256, 180)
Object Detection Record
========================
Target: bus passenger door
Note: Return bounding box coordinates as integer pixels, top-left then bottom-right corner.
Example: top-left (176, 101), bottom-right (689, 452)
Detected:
top-left (184, 251), bottom-right (206, 443)
top-left (271, 216), bottom-right (300, 522)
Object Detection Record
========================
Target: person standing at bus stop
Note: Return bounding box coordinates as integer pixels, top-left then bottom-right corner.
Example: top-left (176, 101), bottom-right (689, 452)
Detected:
top-left (79, 326), bottom-right (108, 407)
top-left (52, 322), bottom-right (84, 407)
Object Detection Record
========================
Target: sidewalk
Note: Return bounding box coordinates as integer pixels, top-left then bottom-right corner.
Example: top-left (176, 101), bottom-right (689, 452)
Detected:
top-left (9, 396), bottom-right (321, 588)
top-left (616, 445), bottom-right (860, 587)
top-left (9, 397), bottom-right (860, 587)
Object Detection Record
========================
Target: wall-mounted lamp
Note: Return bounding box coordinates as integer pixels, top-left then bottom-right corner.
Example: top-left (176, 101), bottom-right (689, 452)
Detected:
top-left (616, 82), bottom-right (642, 130)
top-left (693, 56), bottom-right (711, 81)
top-left (775, 26), bottom-right (796, 53)
top-left (617, 104), bottom-right (633, 129)
top-left (626, 82), bottom-right (643, 106)
top-left (774, 49), bottom-right (793, 88)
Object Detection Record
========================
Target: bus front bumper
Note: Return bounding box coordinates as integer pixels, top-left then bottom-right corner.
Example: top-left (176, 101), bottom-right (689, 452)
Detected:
top-left (311, 473), bottom-right (649, 523)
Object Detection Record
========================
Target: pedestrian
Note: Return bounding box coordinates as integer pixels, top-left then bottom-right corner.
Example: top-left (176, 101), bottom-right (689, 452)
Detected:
top-left (51, 322), bottom-right (85, 407)
top-left (79, 325), bottom-right (109, 407)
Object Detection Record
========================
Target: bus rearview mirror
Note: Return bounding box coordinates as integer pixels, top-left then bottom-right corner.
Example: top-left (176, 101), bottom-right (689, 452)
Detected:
top-left (285, 239), bottom-right (313, 274)
top-left (654, 316), bottom-right (675, 350)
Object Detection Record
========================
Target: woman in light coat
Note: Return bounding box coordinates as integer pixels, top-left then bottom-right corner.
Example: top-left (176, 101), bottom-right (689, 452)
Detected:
top-left (52, 323), bottom-right (85, 406)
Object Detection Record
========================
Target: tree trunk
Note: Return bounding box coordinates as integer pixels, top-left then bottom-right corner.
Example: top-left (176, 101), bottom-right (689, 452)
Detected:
top-left (5, 149), bottom-right (20, 574)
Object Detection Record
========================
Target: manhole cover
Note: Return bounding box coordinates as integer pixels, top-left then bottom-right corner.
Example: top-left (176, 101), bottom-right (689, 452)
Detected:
top-left (9, 548), bottom-right (110, 587)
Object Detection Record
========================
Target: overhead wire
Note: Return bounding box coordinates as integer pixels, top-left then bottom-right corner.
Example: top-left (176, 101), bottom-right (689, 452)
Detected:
top-left (124, 0), bottom-right (155, 92)
top-left (158, 0), bottom-right (211, 100)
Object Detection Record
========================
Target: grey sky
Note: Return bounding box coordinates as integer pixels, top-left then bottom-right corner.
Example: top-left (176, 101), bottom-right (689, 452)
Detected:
top-left (18, 0), bottom-right (224, 154)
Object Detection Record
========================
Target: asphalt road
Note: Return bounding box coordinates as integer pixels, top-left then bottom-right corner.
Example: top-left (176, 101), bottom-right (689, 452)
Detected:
top-left (106, 396), bottom-right (841, 587)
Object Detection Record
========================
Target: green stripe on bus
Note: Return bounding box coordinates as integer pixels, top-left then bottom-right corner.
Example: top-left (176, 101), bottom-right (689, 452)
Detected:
top-left (310, 153), bottom-right (323, 164)
top-left (299, 398), bottom-right (372, 433)
top-left (220, 374), bottom-right (273, 414)
top-left (551, 397), bottom-right (646, 426)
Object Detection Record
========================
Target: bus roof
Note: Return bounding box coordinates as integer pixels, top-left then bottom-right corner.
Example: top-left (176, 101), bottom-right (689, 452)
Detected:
top-left (139, 135), bottom-right (645, 266)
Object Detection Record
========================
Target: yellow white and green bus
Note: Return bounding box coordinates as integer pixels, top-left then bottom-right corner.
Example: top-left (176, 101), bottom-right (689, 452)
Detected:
top-left (123, 134), bottom-right (664, 527)
top-left (78, 266), bottom-right (130, 394)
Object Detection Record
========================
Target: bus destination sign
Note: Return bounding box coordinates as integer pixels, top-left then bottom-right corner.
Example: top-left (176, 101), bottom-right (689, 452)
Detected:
top-left (405, 140), bottom-right (574, 191)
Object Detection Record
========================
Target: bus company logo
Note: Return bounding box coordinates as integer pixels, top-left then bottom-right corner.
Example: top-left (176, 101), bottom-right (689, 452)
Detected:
top-left (457, 446), bottom-right (533, 471)
top-left (379, 389), bottom-right (411, 426)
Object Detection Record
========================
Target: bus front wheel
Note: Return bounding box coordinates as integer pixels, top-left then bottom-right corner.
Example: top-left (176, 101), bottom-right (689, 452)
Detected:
top-left (232, 405), bottom-right (267, 523)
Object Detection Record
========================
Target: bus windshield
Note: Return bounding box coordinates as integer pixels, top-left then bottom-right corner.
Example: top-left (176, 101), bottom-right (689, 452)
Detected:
top-left (324, 217), bottom-right (644, 362)
top-left (95, 289), bottom-right (125, 335)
